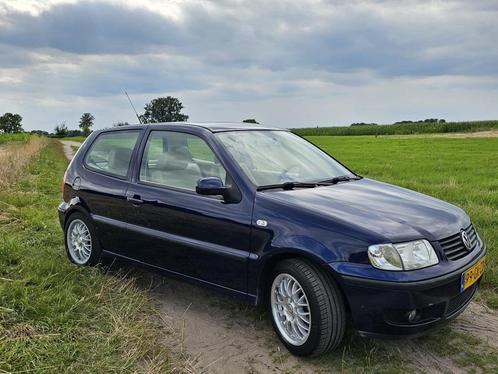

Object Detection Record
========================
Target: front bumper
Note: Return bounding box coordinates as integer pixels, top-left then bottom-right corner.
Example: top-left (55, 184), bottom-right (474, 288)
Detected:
top-left (331, 246), bottom-right (486, 338)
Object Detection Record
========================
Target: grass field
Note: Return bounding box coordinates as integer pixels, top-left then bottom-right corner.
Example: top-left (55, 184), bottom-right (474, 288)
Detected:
top-left (294, 120), bottom-right (498, 136)
top-left (61, 136), bottom-right (87, 142)
top-left (0, 140), bottom-right (173, 373)
top-left (0, 133), bottom-right (31, 145)
top-left (307, 135), bottom-right (498, 308)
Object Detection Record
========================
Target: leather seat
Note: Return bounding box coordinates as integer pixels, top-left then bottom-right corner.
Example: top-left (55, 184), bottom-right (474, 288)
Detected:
top-left (149, 146), bottom-right (202, 190)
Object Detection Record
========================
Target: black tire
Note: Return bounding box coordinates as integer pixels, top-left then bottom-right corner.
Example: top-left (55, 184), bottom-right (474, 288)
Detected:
top-left (64, 212), bottom-right (102, 266)
top-left (269, 258), bottom-right (346, 356)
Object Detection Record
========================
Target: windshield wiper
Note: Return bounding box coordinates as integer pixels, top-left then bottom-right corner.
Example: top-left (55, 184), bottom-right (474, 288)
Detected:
top-left (257, 175), bottom-right (362, 191)
top-left (319, 175), bottom-right (363, 184)
top-left (257, 181), bottom-right (331, 191)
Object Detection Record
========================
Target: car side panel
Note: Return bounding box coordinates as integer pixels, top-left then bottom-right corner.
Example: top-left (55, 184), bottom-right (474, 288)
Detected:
top-left (63, 129), bottom-right (145, 253)
top-left (123, 183), bottom-right (253, 292)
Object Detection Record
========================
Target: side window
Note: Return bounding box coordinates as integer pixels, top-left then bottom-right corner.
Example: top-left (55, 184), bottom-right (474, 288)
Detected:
top-left (84, 131), bottom-right (140, 177)
top-left (140, 131), bottom-right (227, 191)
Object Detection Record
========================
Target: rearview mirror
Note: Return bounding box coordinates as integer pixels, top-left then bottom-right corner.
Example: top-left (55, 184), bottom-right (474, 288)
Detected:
top-left (196, 177), bottom-right (227, 196)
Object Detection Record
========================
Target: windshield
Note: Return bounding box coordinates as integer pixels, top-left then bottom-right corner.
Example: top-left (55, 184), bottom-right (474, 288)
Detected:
top-left (216, 130), bottom-right (355, 187)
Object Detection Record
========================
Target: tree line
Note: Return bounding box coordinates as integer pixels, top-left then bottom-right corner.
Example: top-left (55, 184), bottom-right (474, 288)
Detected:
top-left (1, 96), bottom-right (259, 137)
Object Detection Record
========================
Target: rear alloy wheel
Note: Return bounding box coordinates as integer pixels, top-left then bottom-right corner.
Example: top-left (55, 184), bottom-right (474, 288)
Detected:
top-left (269, 259), bottom-right (346, 356)
top-left (65, 212), bottom-right (101, 266)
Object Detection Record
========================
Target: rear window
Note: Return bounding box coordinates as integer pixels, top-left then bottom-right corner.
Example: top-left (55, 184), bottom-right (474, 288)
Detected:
top-left (84, 131), bottom-right (140, 177)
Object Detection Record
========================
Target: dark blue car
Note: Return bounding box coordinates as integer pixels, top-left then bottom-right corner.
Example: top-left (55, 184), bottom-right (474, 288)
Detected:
top-left (59, 123), bottom-right (486, 356)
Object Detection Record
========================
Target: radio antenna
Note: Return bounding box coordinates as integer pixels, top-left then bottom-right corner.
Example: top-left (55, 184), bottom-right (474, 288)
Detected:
top-left (124, 90), bottom-right (143, 124)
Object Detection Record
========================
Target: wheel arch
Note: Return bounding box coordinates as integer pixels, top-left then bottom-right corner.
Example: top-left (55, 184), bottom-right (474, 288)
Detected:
top-left (61, 197), bottom-right (93, 228)
top-left (255, 249), bottom-right (350, 315)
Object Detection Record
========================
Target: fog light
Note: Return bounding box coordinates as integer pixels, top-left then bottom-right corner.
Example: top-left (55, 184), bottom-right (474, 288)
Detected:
top-left (407, 309), bottom-right (417, 322)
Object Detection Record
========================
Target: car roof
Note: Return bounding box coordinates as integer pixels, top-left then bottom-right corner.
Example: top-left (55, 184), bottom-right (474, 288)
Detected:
top-left (100, 122), bottom-right (285, 133)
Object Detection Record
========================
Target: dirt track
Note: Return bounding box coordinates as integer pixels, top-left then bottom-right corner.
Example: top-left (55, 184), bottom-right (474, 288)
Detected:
top-left (60, 140), bottom-right (82, 160)
top-left (60, 140), bottom-right (498, 373)
top-left (144, 273), bottom-right (498, 374)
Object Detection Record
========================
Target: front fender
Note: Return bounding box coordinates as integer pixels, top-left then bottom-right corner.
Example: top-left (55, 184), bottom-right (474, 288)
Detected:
top-left (249, 243), bottom-right (334, 305)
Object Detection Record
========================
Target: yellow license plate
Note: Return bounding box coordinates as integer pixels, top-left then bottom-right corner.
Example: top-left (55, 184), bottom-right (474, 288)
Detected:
top-left (461, 257), bottom-right (486, 292)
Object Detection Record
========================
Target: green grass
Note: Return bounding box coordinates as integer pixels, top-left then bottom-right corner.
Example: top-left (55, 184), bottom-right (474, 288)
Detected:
top-left (0, 140), bottom-right (172, 373)
top-left (62, 136), bottom-right (87, 142)
top-left (307, 135), bottom-right (498, 308)
top-left (0, 133), bottom-right (31, 145)
top-left (294, 120), bottom-right (498, 136)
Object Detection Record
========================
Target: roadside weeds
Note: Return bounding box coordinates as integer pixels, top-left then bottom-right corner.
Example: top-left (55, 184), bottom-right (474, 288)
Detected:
top-left (0, 139), bottom-right (191, 373)
top-left (0, 136), bottom-right (45, 188)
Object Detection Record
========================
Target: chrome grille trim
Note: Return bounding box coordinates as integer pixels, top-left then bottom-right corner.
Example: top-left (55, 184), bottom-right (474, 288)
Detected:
top-left (439, 224), bottom-right (478, 261)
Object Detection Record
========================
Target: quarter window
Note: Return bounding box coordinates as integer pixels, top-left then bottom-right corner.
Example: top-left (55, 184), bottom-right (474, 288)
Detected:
top-left (140, 131), bottom-right (226, 191)
top-left (84, 131), bottom-right (140, 177)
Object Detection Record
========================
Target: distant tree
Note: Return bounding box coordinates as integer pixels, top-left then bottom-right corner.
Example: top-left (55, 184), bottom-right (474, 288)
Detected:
top-left (0, 113), bottom-right (23, 133)
top-left (54, 122), bottom-right (69, 137)
top-left (242, 119), bottom-right (259, 124)
top-left (439, 119), bottom-right (446, 123)
top-left (140, 97), bottom-right (189, 123)
top-left (67, 129), bottom-right (83, 137)
top-left (114, 121), bottom-right (130, 127)
top-left (79, 113), bottom-right (94, 136)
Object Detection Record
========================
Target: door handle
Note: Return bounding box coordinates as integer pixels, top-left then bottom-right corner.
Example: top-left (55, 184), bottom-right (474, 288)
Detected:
top-left (127, 195), bottom-right (143, 205)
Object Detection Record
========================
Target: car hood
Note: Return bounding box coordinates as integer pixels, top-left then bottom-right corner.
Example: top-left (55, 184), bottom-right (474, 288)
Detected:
top-left (262, 178), bottom-right (469, 243)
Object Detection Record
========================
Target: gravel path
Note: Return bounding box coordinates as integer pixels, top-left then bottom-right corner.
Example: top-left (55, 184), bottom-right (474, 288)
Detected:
top-left (60, 140), bottom-right (81, 160)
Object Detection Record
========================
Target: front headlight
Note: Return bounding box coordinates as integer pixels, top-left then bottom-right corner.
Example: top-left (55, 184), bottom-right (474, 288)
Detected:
top-left (368, 240), bottom-right (439, 271)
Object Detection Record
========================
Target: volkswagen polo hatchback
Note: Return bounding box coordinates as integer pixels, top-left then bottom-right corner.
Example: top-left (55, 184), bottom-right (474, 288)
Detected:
top-left (59, 122), bottom-right (486, 356)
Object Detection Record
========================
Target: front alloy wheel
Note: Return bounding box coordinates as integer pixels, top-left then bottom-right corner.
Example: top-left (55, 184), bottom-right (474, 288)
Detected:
top-left (269, 259), bottom-right (346, 356)
top-left (271, 273), bottom-right (311, 346)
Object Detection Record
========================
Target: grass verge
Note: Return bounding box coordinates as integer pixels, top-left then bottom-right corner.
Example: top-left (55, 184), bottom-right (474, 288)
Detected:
top-left (0, 140), bottom-right (173, 373)
top-left (0, 136), bottom-right (45, 189)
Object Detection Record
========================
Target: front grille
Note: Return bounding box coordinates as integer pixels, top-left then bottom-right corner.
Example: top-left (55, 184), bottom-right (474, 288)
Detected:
top-left (439, 224), bottom-right (478, 261)
top-left (446, 283), bottom-right (477, 316)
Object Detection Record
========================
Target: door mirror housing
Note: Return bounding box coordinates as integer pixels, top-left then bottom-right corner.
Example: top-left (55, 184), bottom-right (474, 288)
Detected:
top-left (196, 177), bottom-right (241, 203)
top-left (196, 177), bottom-right (226, 196)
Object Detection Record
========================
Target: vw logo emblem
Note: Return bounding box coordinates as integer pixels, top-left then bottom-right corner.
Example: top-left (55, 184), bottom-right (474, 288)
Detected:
top-left (461, 230), bottom-right (472, 250)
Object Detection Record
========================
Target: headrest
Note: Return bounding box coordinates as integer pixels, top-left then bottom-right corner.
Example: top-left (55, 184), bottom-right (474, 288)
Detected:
top-left (108, 148), bottom-right (132, 172)
top-left (157, 146), bottom-right (193, 171)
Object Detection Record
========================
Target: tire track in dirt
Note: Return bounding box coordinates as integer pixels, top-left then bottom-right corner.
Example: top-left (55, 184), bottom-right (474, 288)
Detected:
top-left (144, 271), bottom-right (498, 373)
top-left (149, 275), bottom-right (319, 374)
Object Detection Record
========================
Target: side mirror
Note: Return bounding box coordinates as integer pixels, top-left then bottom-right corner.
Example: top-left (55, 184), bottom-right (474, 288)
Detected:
top-left (196, 177), bottom-right (227, 196)
top-left (196, 176), bottom-right (242, 203)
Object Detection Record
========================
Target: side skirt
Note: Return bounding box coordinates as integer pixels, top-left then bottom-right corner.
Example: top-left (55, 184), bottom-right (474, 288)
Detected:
top-left (102, 250), bottom-right (258, 305)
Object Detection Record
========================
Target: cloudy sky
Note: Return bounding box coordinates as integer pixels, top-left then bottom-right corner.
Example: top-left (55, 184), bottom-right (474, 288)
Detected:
top-left (1, 0), bottom-right (498, 131)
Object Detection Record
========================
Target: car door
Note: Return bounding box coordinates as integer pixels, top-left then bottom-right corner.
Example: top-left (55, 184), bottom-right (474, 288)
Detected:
top-left (124, 129), bottom-right (253, 293)
top-left (77, 129), bottom-right (142, 253)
